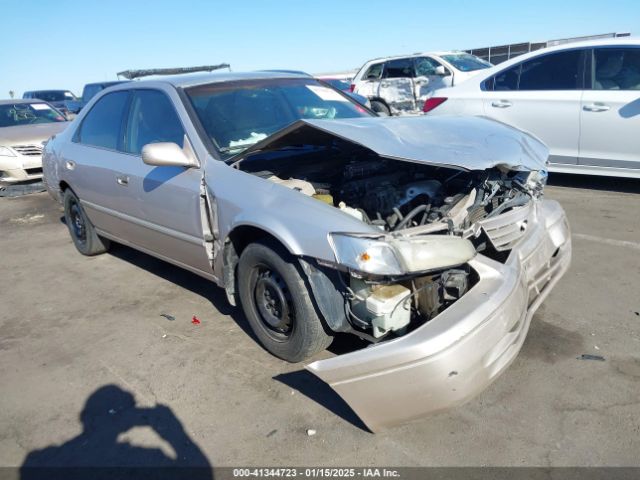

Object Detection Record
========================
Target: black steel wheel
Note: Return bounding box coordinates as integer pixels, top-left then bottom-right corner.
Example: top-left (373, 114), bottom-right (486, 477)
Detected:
top-left (63, 188), bottom-right (110, 256)
top-left (238, 240), bottom-right (332, 362)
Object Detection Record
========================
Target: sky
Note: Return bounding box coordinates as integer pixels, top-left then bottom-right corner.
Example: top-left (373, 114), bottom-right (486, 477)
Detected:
top-left (1, 0), bottom-right (638, 97)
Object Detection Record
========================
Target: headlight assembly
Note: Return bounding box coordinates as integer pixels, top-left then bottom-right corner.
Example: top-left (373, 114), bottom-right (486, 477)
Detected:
top-left (329, 233), bottom-right (476, 276)
top-left (0, 146), bottom-right (16, 157)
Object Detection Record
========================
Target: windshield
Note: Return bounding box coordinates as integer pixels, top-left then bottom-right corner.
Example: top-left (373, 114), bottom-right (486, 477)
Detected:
top-left (32, 91), bottom-right (77, 102)
top-left (187, 78), bottom-right (372, 156)
top-left (441, 53), bottom-right (492, 72)
top-left (0, 102), bottom-right (66, 127)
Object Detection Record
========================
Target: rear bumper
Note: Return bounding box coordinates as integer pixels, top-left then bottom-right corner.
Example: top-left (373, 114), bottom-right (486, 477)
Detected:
top-left (307, 199), bottom-right (571, 432)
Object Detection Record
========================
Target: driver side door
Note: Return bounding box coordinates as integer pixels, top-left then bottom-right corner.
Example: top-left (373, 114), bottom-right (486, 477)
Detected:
top-left (414, 56), bottom-right (452, 100)
top-left (116, 88), bottom-right (211, 274)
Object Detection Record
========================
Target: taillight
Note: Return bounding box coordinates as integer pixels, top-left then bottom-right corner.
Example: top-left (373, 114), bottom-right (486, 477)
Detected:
top-left (423, 97), bottom-right (447, 113)
top-left (349, 83), bottom-right (356, 92)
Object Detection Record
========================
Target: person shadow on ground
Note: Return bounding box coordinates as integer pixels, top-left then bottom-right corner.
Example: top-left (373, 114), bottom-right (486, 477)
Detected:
top-left (20, 384), bottom-right (213, 480)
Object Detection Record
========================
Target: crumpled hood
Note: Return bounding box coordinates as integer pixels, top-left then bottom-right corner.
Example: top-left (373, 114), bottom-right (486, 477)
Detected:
top-left (236, 115), bottom-right (548, 172)
top-left (0, 122), bottom-right (69, 146)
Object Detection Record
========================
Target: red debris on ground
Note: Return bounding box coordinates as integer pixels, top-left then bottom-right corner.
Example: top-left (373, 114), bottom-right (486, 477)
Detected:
top-left (191, 315), bottom-right (201, 325)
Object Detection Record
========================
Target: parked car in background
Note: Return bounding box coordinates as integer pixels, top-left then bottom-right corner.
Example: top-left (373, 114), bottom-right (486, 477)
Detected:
top-left (424, 38), bottom-right (640, 178)
top-left (317, 77), bottom-right (371, 108)
top-left (351, 51), bottom-right (492, 115)
top-left (0, 100), bottom-right (68, 185)
top-left (80, 81), bottom-right (128, 110)
top-left (22, 90), bottom-right (81, 115)
top-left (42, 71), bottom-right (570, 431)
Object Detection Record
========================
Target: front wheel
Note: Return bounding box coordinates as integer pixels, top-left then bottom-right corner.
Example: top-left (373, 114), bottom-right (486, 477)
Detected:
top-left (63, 189), bottom-right (110, 256)
top-left (237, 241), bottom-right (332, 362)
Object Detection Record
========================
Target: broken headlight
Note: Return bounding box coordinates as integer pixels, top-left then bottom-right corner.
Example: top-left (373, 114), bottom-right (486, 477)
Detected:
top-left (329, 233), bottom-right (476, 275)
top-left (329, 234), bottom-right (403, 275)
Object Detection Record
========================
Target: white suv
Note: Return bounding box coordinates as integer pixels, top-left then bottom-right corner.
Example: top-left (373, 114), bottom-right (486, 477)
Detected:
top-left (351, 52), bottom-right (491, 115)
top-left (424, 38), bottom-right (640, 179)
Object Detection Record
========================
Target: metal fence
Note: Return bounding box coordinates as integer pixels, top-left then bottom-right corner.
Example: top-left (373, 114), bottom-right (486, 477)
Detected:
top-left (466, 32), bottom-right (631, 65)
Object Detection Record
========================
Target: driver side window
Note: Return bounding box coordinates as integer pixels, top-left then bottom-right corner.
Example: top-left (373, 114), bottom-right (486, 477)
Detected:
top-left (125, 90), bottom-right (185, 155)
top-left (415, 57), bottom-right (442, 76)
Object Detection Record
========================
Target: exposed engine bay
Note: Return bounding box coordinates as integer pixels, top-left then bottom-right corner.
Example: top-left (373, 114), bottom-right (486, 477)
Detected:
top-left (239, 150), bottom-right (542, 235)
top-left (236, 146), bottom-right (546, 341)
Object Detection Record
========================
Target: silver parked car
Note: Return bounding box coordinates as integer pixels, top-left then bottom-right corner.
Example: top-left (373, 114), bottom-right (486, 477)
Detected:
top-left (1, 100), bottom-right (68, 185)
top-left (43, 72), bottom-right (571, 431)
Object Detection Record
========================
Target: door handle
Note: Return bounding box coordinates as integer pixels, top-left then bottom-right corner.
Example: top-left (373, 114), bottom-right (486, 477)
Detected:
top-left (380, 81), bottom-right (391, 87)
top-left (64, 160), bottom-right (76, 170)
top-left (583, 103), bottom-right (610, 112)
top-left (116, 175), bottom-right (129, 186)
top-left (491, 100), bottom-right (512, 108)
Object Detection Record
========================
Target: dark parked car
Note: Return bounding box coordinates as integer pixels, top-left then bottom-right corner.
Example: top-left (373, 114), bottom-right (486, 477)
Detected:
top-left (22, 90), bottom-right (81, 115)
top-left (80, 82), bottom-right (128, 109)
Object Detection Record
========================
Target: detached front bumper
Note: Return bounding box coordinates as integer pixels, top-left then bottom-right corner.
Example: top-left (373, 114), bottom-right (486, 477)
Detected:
top-left (306, 199), bottom-right (571, 432)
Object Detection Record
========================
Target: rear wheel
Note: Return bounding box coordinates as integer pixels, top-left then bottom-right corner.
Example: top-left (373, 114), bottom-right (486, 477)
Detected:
top-left (63, 189), bottom-right (110, 256)
top-left (237, 241), bottom-right (332, 362)
top-left (370, 100), bottom-right (391, 116)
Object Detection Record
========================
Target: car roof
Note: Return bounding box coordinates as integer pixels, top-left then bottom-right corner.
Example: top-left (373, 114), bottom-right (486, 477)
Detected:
top-left (360, 50), bottom-right (470, 65)
top-left (475, 36), bottom-right (640, 76)
top-left (24, 89), bottom-right (70, 93)
top-left (105, 70), bottom-right (312, 90)
top-left (84, 81), bottom-right (126, 87)
top-left (0, 99), bottom-right (48, 105)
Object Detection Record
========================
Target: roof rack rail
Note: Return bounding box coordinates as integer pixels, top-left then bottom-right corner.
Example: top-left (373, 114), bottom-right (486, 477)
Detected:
top-left (117, 64), bottom-right (231, 80)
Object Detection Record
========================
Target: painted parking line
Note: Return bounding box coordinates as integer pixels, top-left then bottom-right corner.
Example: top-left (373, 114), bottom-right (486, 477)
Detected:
top-left (573, 233), bottom-right (640, 251)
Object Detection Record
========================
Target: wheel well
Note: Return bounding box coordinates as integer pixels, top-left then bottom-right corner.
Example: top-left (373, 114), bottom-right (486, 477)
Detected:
top-left (227, 225), bottom-right (290, 257)
top-left (222, 225), bottom-right (292, 306)
top-left (369, 97), bottom-right (390, 108)
top-left (59, 181), bottom-right (70, 192)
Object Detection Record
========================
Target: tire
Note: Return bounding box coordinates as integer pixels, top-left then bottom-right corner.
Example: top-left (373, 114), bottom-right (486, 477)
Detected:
top-left (63, 188), bottom-right (110, 256)
top-left (370, 100), bottom-right (391, 116)
top-left (237, 240), bottom-right (333, 362)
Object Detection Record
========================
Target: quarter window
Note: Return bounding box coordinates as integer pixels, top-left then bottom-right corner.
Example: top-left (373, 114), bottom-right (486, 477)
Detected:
top-left (383, 58), bottom-right (414, 78)
top-left (124, 90), bottom-right (185, 155)
top-left (363, 63), bottom-right (383, 80)
top-left (77, 91), bottom-right (129, 150)
top-left (594, 48), bottom-right (640, 90)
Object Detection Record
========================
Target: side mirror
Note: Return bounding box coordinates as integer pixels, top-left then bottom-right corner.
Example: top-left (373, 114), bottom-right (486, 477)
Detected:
top-left (435, 66), bottom-right (450, 76)
top-left (142, 142), bottom-right (198, 168)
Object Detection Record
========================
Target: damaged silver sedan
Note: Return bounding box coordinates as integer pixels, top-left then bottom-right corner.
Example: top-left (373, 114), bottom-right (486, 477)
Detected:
top-left (42, 72), bottom-right (571, 432)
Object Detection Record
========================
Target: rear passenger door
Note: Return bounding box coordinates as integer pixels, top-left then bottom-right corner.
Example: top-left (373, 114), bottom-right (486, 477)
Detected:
top-left (579, 46), bottom-right (640, 172)
top-left (117, 88), bottom-right (210, 273)
top-left (482, 49), bottom-right (585, 167)
top-left (65, 90), bottom-right (132, 237)
top-left (379, 57), bottom-right (417, 112)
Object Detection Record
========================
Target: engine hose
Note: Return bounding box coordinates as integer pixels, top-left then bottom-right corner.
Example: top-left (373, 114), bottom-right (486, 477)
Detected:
top-left (393, 205), bottom-right (428, 231)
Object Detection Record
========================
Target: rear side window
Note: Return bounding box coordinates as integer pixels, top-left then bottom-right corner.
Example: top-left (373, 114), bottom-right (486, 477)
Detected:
top-left (493, 65), bottom-right (520, 90)
top-left (518, 50), bottom-right (581, 90)
top-left (486, 50), bottom-right (582, 91)
top-left (77, 91), bottom-right (129, 150)
top-left (124, 90), bottom-right (185, 155)
top-left (594, 48), bottom-right (640, 90)
top-left (384, 58), bottom-right (414, 78)
top-left (363, 63), bottom-right (383, 80)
